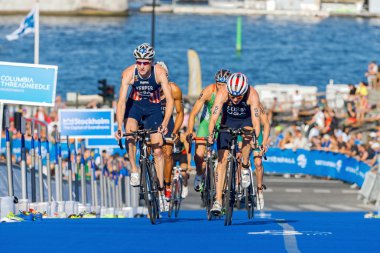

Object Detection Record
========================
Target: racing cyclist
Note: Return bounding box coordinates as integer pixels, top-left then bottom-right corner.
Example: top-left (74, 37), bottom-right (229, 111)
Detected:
top-left (208, 72), bottom-right (261, 215)
top-left (186, 69), bottom-right (232, 192)
top-left (115, 43), bottom-right (174, 212)
top-left (155, 61), bottom-right (185, 202)
top-left (251, 102), bottom-right (270, 210)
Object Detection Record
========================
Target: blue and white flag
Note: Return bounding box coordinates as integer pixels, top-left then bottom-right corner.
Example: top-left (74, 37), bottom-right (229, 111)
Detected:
top-left (6, 8), bottom-right (35, 41)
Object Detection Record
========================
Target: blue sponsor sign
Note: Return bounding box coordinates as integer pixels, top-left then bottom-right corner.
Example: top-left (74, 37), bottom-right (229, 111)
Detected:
top-left (59, 109), bottom-right (114, 138)
top-left (260, 148), bottom-right (371, 187)
top-left (86, 123), bottom-right (120, 148)
top-left (86, 138), bottom-right (119, 148)
top-left (0, 61), bottom-right (57, 106)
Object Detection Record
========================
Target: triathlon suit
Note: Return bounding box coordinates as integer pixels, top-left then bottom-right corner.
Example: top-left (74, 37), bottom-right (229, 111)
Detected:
top-left (196, 84), bottom-right (221, 137)
top-left (217, 90), bottom-right (253, 150)
top-left (124, 65), bottom-right (163, 130)
top-left (160, 83), bottom-right (175, 138)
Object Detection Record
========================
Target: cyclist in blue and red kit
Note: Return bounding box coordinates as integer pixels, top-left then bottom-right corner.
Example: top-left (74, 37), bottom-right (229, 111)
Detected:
top-left (115, 43), bottom-right (174, 211)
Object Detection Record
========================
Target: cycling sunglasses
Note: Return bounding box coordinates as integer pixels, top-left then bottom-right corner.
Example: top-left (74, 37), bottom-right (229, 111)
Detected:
top-left (229, 94), bottom-right (244, 100)
top-left (216, 77), bottom-right (227, 83)
top-left (136, 61), bottom-right (151, 66)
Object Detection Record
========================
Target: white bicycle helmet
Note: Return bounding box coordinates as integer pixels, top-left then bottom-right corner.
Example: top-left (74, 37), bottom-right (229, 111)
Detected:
top-left (133, 43), bottom-right (155, 60)
top-left (156, 61), bottom-right (169, 78)
top-left (226, 72), bottom-right (249, 96)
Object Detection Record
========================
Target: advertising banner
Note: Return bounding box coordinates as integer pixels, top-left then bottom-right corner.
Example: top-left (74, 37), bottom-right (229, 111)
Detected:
top-left (59, 109), bottom-right (114, 138)
top-left (0, 61), bottom-right (57, 106)
top-left (261, 148), bottom-right (371, 187)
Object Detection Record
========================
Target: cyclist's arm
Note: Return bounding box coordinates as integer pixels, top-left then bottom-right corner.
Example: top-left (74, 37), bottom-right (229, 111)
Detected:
top-left (260, 104), bottom-right (270, 147)
top-left (249, 87), bottom-right (261, 139)
top-left (172, 83), bottom-right (184, 135)
top-left (116, 67), bottom-right (133, 136)
top-left (187, 87), bottom-right (212, 134)
top-left (157, 65), bottom-right (173, 128)
top-left (209, 89), bottom-right (227, 136)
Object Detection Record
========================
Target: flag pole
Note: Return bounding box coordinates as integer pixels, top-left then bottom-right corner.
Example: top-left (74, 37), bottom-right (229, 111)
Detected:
top-left (34, 0), bottom-right (40, 65)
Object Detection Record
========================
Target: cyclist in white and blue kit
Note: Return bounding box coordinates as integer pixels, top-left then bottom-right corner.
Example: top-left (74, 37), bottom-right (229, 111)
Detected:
top-left (208, 72), bottom-right (262, 215)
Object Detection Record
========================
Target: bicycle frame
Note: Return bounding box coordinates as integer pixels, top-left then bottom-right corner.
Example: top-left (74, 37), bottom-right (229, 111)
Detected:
top-left (218, 126), bottom-right (256, 226)
top-left (188, 135), bottom-right (217, 220)
top-left (118, 129), bottom-right (160, 224)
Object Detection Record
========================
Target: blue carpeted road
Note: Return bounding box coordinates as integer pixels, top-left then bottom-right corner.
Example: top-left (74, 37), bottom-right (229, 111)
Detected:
top-left (0, 211), bottom-right (379, 253)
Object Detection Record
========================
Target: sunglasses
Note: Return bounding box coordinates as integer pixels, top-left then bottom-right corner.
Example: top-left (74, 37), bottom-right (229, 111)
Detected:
top-left (229, 94), bottom-right (243, 100)
top-left (136, 61), bottom-right (151, 66)
top-left (216, 77), bottom-right (227, 83)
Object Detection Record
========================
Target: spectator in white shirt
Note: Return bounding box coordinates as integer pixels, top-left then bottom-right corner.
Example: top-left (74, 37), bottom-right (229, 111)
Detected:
top-left (292, 90), bottom-right (303, 119)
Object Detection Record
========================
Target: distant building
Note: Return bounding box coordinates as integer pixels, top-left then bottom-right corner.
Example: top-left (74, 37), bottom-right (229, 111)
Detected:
top-left (208, 0), bottom-right (368, 13)
top-left (0, 0), bottom-right (129, 13)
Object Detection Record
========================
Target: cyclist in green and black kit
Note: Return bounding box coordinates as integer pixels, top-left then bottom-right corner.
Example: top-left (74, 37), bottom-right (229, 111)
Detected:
top-left (186, 69), bottom-right (232, 191)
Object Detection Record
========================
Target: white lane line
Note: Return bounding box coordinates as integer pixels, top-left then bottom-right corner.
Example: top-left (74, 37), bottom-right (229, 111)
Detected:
top-left (181, 203), bottom-right (202, 210)
top-left (342, 190), bottom-right (358, 194)
top-left (277, 222), bottom-right (301, 253)
top-left (265, 178), bottom-right (340, 184)
top-left (313, 189), bottom-right (331, 194)
top-left (357, 204), bottom-right (377, 211)
top-left (285, 189), bottom-right (302, 193)
top-left (271, 204), bottom-right (302, 211)
top-left (265, 188), bottom-right (274, 193)
top-left (327, 204), bottom-right (359, 211)
top-left (298, 204), bottom-right (330, 211)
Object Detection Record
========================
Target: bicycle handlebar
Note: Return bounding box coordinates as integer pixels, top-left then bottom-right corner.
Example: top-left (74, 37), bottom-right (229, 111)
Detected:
top-left (186, 134), bottom-right (214, 154)
top-left (118, 129), bottom-right (159, 150)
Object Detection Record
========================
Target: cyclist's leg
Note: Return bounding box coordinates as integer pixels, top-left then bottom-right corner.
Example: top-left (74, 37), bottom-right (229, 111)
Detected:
top-left (194, 142), bottom-right (206, 175)
top-left (253, 152), bottom-right (264, 189)
top-left (125, 118), bottom-right (139, 173)
top-left (241, 134), bottom-right (253, 188)
top-left (150, 133), bottom-right (164, 187)
top-left (253, 151), bottom-right (265, 210)
top-left (143, 106), bottom-right (164, 188)
top-left (163, 143), bottom-right (173, 198)
top-left (253, 127), bottom-right (264, 191)
top-left (124, 100), bottom-right (141, 174)
top-left (194, 119), bottom-right (209, 175)
top-left (213, 130), bottom-right (230, 210)
top-left (215, 149), bottom-right (228, 204)
top-left (163, 116), bottom-right (175, 190)
top-left (194, 120), bottom-right (209, 191)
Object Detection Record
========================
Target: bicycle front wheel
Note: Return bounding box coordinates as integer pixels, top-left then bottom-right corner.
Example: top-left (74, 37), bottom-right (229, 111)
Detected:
top-left (168, 179), bottom-right (177, 218)
top-left (174, 177), bottom-right (183, 218)
top-left (206, 159), bottom-right (215, 221)
top-left (142, 160), bottom-right (158, 224)
top-left (224, 158), bottom-right (236, 226)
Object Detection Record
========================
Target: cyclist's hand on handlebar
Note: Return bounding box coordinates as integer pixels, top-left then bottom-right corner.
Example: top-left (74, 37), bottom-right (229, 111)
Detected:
top-left (186, 131), bottom-right (194, 143)
top-left (158, 125), bottom-right (168, 135)
top-left (172, 132), bottom-right (180, 143)
top-left (260, 144), bottom-right (268, 154)
top-left (208, 134), bottom-right (214, 144)
top-left (115, 129), bottom-right (122, 140)
top-left (250, 139), bottom-right (257, 149)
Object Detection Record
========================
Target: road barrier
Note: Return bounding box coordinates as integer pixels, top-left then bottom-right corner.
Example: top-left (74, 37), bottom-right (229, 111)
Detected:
top-left (259, 148), bottom-right (372, 187)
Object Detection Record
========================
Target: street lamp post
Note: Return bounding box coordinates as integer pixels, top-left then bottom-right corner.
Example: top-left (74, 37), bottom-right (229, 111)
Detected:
top-left (151, 0), bottom-right (156, 47)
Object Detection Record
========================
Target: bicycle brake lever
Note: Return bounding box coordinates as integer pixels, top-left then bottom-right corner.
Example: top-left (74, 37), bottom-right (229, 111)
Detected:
top-left (118, 139), bottom-right (124, 150)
